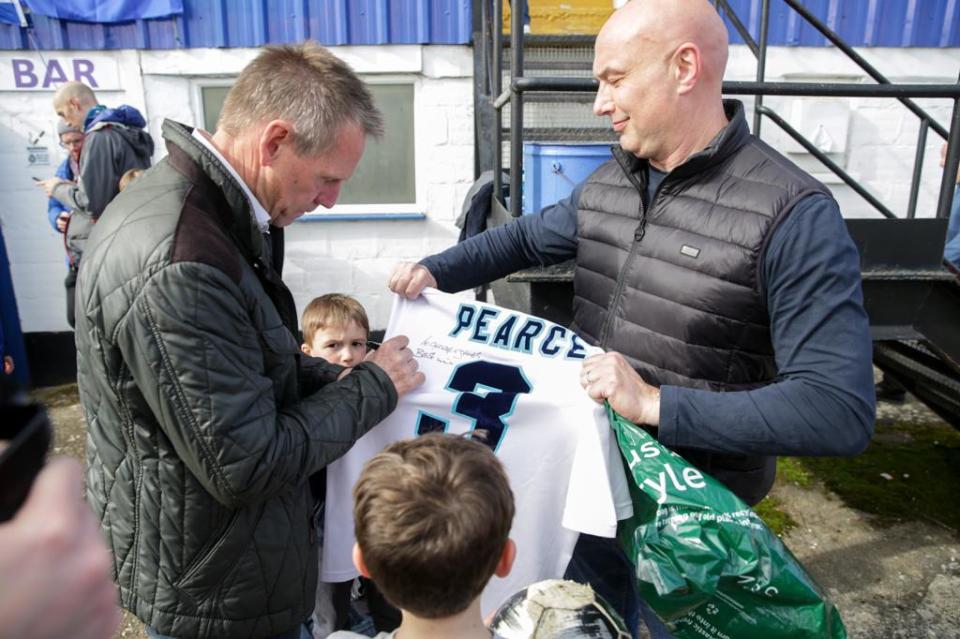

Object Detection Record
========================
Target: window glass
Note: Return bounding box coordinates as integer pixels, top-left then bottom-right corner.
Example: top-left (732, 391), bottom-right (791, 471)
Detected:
top-left (201, 86), bottom-right (230, 132)
top-left (338, 83), bottom-right (416, 205)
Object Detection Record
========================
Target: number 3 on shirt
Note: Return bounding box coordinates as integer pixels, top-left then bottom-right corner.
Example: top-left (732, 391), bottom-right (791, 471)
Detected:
top-left (415, 361), bottom-right (532, 452)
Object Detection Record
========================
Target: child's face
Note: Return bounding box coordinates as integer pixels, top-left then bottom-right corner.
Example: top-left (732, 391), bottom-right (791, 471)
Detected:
top-left (302, 320), bottom-right (368, 367)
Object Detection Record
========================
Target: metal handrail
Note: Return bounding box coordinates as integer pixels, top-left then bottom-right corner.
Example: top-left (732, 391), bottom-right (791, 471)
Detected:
top-left (908, 122), bottom-right (930, 219)
top-left (714, 0), bottom-right (757, 57)
top-left (493, 76), bottom-right (960, 221)
top-left (509, 0), bottom-right (524, 220)
top-left (491, 0), bottom-right (503, 204)
top-left (781, 0), bottom-right (949, 141)
top-left (773, 0), bottom-right (958, 222)
top-left (496, 79), bottom-right (960, 102)
top-left (753, 0), bottom-right (771, 136)
top-left (483, 0), bottom-right (960, 221)
top-left (757, 106), bottom-right (897, 219)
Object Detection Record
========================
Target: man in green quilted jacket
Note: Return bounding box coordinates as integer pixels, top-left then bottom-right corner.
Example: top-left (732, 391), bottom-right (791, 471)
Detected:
top-left (74, 42), bottom-right (423, 639)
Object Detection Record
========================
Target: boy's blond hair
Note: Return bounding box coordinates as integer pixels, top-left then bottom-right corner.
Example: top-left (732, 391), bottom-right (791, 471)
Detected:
top-left (353, 433), bottom-right (515, 619)
top-left (301, 294), bottom-right (369, 345)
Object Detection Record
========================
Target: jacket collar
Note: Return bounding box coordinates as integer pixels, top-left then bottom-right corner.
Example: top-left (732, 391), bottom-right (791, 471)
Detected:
top-left (161, 119), bottom-right (268, 266)
top-left (82, 104), bottom-right (107, 131)
top-left (612, 99), bottom-right (751, 185)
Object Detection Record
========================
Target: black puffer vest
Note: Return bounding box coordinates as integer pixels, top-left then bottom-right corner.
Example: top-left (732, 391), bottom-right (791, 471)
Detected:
top-left (572, 101), bottom-right (830, 503)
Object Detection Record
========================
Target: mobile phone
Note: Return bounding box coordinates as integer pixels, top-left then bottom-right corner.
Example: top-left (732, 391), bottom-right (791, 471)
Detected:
top-left (0, 396), bottom-right (52, 522)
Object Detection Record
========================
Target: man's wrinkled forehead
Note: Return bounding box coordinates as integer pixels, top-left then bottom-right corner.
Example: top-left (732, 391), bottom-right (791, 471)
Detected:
top-left (592, 49), bottom-right (624, 81)
top-left (593, 25), bottom-right (631, 78)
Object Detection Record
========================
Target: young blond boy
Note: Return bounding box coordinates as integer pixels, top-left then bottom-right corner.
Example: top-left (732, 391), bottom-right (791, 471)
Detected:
top-left (329, 433), bottom-right (515, 639)
top-left (301, 293), bottom-right (369, 368)
top-left (301, 293), bottom-right (372, 637)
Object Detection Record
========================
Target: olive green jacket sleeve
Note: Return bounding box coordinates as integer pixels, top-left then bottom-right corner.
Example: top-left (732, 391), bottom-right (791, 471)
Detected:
top-left (116, 260), bottom-right (397, 509)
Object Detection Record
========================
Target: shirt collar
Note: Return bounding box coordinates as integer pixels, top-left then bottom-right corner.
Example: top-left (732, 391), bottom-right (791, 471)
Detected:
top-left (191, 128), bottom-right (272, 233)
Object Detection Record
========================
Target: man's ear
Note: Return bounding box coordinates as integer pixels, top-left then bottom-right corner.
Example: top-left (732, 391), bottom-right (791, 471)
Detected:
top-left (300, 343), bottom-right (312, 356)
top-left (352, 543), bottom-right (371, 578)
top-left (494, 538), bottom-right (516, 578)
top-left (673, 42), bottom-right (702, 95)
top-left (259, 120), bottom-right (294, 167)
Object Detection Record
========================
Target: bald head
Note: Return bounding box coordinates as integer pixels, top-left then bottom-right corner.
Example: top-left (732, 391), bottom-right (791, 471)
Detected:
top-left (592, 0), bottom-right (731, 169)
top-left (53, 81), bottom-right (96, 108)
top-left (598, 0), bottom-right (728, 89)
top-left (53, 81), bottom-right (98, 130)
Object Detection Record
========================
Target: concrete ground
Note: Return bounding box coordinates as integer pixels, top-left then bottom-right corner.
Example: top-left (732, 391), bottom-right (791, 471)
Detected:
top-left (35, 384), bottom-right (960, 639)
top-left (770, 398), bottom-right (960, 639)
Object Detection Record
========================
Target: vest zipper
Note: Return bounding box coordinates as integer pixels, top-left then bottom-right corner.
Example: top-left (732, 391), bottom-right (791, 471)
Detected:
top-left (598, 153), bottom-right (668, 348)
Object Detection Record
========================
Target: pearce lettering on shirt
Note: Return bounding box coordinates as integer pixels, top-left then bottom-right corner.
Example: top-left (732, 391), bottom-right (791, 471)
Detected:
top-left (450, 303), bottom-right (587, 360)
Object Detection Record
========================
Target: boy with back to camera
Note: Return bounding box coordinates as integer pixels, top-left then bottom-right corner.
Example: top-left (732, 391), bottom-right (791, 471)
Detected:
top-left (329, 433), bottom-right (516, 639)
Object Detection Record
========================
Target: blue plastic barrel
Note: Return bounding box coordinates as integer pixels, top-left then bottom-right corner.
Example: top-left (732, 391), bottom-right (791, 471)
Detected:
top-left (522, 143), bottom-right (613, 214)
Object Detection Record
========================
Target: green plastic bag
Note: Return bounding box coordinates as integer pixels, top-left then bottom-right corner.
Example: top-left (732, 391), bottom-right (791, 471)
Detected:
top-left (609, 407), bottom-right (847, 639)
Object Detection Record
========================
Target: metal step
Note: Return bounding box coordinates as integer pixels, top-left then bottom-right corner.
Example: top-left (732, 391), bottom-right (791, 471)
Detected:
top-left (874, 341), bottom-right (960, 429)
top-left (498, 35), bottom-right (599, 141)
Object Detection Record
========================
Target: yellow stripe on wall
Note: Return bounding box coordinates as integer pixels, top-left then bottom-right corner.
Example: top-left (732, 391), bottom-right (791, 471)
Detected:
top-left (504, 0), bottom-right (615, 35)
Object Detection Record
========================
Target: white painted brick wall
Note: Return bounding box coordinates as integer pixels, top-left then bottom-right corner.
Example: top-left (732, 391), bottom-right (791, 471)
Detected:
top-left (2, 44), bottom-right (957, 336)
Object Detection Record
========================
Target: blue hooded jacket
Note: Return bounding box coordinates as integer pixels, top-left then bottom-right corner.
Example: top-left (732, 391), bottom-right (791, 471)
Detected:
top-left (83, 104), bottom-right (148, 132)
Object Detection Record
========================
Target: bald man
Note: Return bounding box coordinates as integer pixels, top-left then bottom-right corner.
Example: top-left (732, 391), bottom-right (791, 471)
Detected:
top-left (37, 82), bottom-right (153, 286)
top-left (390, 1), bottom-right (874, 635)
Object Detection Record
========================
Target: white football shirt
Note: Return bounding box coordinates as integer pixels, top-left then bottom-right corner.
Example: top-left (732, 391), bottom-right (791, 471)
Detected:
top-left (322, 289), bottom-right (632, 615)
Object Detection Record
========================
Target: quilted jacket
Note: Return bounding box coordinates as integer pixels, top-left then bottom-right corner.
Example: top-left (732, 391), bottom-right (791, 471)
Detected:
top-left (75, 119), bottom-right (397, 638)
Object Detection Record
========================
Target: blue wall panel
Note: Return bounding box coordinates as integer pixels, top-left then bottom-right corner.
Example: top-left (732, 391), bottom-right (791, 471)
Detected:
top-left (720, 0), bottom-right (960, 48)
top-left (0, 0), bottom-right (471, 49)
top-left (390, 0), bottom-right (430, 44)
top-left (1, 1), bottom-right (957, 50)
top-left (348, 0), bottom-right (388, 45)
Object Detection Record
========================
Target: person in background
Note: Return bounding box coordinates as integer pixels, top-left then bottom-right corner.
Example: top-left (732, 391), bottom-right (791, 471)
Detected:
top-left (73, 42), bottom-right (423, 639)
top-left (46, 119), bottom-right (84, 327)
top-left (36, 81), bottom-right (153, 277)
top-left (329, 433), bottom-right (515, 639)
top-left (940, 142), bottom-right (960, 269)
top-left (389, 1), bottom-right (875, 635)
top-left (47, 119), bottom-right (83, 235)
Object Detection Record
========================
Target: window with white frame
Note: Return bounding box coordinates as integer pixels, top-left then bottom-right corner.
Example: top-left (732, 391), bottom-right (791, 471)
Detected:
top-left (195, 78), bottom-right (417, 214)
